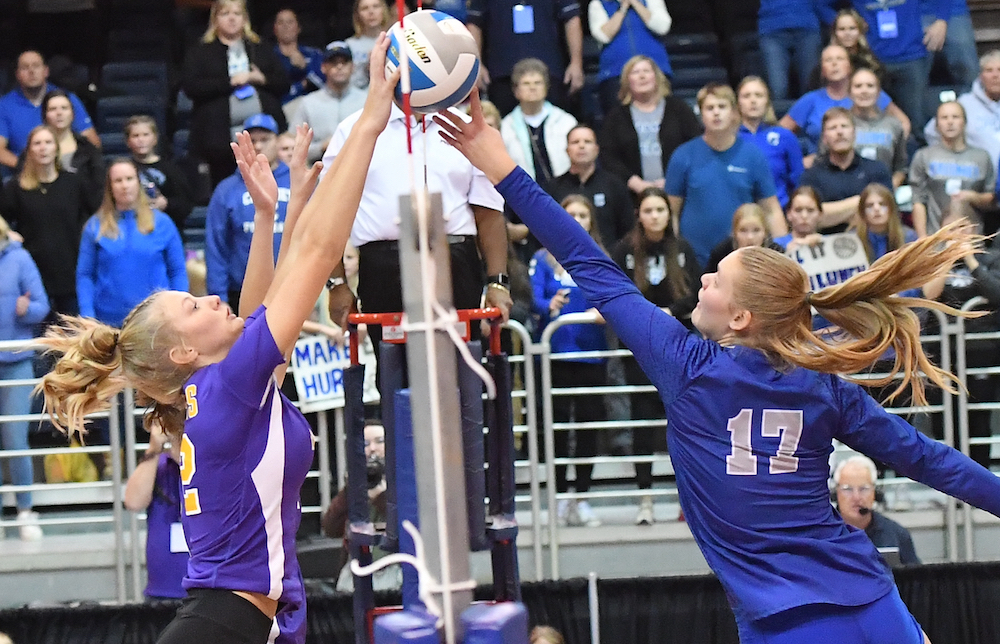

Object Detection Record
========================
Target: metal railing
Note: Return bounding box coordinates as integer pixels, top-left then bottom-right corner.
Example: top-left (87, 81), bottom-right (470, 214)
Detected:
top-left (2, 302), bottom-right (1000, 595)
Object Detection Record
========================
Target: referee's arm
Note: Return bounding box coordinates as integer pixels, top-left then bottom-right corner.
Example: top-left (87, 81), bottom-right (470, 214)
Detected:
top-left (473, 204), bottom-right (511, 321)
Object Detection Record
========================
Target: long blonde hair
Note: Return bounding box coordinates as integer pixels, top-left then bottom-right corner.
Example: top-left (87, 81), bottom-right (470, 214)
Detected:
top-left (618, 55), bottom-right (671, 105)
top-left (203, 0), bottom-right (260, 43)
top-left (36, 294), bottom-right (193, 441)
top-left (19, 125), bottom-right (61, 191)
top-left (854, 183), bottom-right (907, 262)
top-left (96, 159), bottom-right (156, 240)
top-left (732, 223), bottom-right (981, 406)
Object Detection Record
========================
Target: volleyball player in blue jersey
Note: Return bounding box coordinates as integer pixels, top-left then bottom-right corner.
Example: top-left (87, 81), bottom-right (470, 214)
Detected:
top-left (437, 93), bottom-right (1000, 644)
top-left (36, 34), bottom-right (399, 644)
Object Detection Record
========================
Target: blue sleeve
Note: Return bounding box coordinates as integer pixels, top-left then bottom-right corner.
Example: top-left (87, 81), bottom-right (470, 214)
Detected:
top-left (786, 92), bottom-right (814, 128)
top-left (69, 93), bottom-right (94, 132)
top-left (877, 91), bottom-right (892, 111)
top-left (930, 0), bottom-right (950, 20)
top-left (17, 250), bottom-right (49, 324)
top-left (76, 218), bottom-right (99, 319)
top-left (205, 183), bottom-right (230, 299)
top-left (216, 305), bottom-right (286, 407)
top-left (751, 146), bottom-right (778, 199)
top-left (835, 381), bottom-right (1000, 517)
top-left (160, 214), bottom-right (189, 292)
top-left (665, 144), bottom-right (691, 197)
top-left (496, 167), bottom-right (717, 404)
top-left (784, 129), bottom-right (805, 187)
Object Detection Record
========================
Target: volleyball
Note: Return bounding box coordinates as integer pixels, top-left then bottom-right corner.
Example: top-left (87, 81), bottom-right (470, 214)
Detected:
top-left (385, 9), bottom-right (480, 114)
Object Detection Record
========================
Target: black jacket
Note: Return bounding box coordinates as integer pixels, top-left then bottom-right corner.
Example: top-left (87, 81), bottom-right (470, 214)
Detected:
top-left (598, 96), bottom-right (702, 188)
top-left (182, 38), bottom-right (289, 159)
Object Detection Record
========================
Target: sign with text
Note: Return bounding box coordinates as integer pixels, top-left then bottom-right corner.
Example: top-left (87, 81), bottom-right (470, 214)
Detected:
top-left (786, 232), bottom-right (869, 292)
top-left (291, 334), bottom-right (350, 412)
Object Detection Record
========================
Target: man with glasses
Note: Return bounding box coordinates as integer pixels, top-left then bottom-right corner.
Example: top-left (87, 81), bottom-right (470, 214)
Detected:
top-left (294, 41), bottom-right (368, 162)
top-left (833, 455), bottom-right (921, 565)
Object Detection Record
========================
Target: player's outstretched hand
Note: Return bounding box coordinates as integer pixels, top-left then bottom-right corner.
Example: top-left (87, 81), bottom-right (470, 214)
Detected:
top-left (358, 32), bottom-right (400, 134)
top-left (434, 91), bottom-right (517, 185)
top-left (289, 123), bottom-right (323, 201)
top-left (231, 131), bottom-right (278, 215)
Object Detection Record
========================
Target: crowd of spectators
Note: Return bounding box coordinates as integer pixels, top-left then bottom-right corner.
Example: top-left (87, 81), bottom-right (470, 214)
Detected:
top-left (0, 0), bottom-right (999, 543)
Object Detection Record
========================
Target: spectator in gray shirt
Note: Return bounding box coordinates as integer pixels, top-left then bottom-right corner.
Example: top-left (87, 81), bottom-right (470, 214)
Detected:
top-left (292, 41), bottom-right (368, 162)
top-left (850, 68), bottom-right (907, 189)
top-left (910, 101), bottom-right (995, 237)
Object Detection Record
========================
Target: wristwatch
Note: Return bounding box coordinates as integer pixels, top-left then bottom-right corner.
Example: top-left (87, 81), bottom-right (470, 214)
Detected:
top-left (326, 276), bottom-right (347, 291)
top-left (486, 273), bottom-right (510, 289)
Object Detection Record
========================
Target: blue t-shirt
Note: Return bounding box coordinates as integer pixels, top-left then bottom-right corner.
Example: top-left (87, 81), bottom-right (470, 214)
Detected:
top-left (758, 0), bottom-right (821, 34)
top-left (0, 84), bottom-right (93, 156)
top-left (739, 123), bottom-right (804, 208)
top-left (497, 165), bottom-right (1000, 626)
top-left (667, 137), bottom-right (777, 267)
top-left (530, 249), bottom-right (608, 359)
top-left (787, 88), bottom-right (893, 154)
top-left (849, 0), bottom-right (945, 63)
top-left (181, 306), bottom-right (314, 643)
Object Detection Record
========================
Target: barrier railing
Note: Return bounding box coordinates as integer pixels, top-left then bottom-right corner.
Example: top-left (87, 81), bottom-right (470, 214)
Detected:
top-left (2, 301), bottom-right (999, 595)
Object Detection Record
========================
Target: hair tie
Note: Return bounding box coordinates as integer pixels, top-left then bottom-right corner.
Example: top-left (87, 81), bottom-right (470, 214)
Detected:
top-left (112, 332), bottom-right (120, 350)
top-left (805, 292), bottom-right (815, 306)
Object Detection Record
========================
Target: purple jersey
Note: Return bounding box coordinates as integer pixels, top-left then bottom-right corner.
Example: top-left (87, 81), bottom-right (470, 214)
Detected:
top-left (180, 306), bottom-right (314, 642)
top-left (144, 454), bottom-right (187, 599)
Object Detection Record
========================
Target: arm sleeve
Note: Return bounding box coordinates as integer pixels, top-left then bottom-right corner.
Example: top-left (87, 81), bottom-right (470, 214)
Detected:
top-left (557, 0), bottom-right (582, 21)
top-left (877, 91), bottom-right (892, 111)
top-left (529, 252), bottom-right (555, 320)
top-left (786, 94), bottom-right (812, 129)
top-left (834, 382), bottom-right (1000, 518)
top-left (664, 145), bottom-right (690, 198)
top-left (785, 131), bottom-right (805, 188)
top-left (496, 167), bottom-right (715, 404)
top-left (598, 112), bottom-right (635, 183)
top-left (181, 45), bottom-right (233, 101)
top-left (646, 0), bottom-right (672, 35)
top-left (161, 216), bottom-right (190, 292)
top-left (18, 251), bottom-right (50, 324)
top-left (76, 219), bottom-right (99, 319)
top-left (217, 306), bottom-right (286, 406)
top-left (160, 162), bottom-right (194, 228)
top-left (254, 45), bottom-right (292, 103)
top-left (205, 184), bottom-right (231, 299)
top-left (588, 1), bottom-right (613, 43)
top-left (752, 148), bottom-right (778, 199)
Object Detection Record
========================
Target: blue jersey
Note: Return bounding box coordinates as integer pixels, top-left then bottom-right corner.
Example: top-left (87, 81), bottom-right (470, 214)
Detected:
top-left (180, 306), bottom-right (314, 643)
top-left (738, 123), bottom-right (804, 208)
top-left (497, 166), bottom-right (1000, 624)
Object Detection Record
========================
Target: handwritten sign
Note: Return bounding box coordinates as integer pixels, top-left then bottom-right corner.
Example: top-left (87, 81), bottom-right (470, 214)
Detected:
top-left (786, 232), bottom-right (869, 292)
top-left (290, 334), bottom-right (380, 413)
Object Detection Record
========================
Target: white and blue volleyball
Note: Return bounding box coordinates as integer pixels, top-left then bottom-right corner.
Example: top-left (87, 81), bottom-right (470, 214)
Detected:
top-left (385, 9), bottom-right (480, 114)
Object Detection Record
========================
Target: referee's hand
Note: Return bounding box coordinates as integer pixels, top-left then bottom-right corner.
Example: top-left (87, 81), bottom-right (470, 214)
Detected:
top-left (328, 282), bottom-right (357, 330)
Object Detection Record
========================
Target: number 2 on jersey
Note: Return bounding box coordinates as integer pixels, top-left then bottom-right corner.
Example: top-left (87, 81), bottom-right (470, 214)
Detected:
top-left (180, 384), bottom-right (202, 515)
top-left (726, 409), bottom-right (802, 476)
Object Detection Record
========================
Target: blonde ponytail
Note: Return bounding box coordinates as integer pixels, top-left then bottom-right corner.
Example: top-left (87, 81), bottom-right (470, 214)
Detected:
top-left (734, 223), bottom-right (982, 406)
top-left (37, 293), bottom-right (194, 441)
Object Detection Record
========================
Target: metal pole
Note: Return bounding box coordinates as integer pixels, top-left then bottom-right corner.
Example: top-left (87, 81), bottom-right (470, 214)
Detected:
top-left (334, 407), bottom-right (347, 491)
top-left (398, 191), bottom-right (473, 643)
top-left (539, 333), bottom-right (559, 579)
top-left (939, 312), bottom-right (959, 562)
top-left (108, 395), bottom-right (126, 602)
top-left (588, 571), bottom-right (600, 644)
top-left (317, 411), bottom-right (333, 513)
top-left (123, 388), bottom-right (142, 601)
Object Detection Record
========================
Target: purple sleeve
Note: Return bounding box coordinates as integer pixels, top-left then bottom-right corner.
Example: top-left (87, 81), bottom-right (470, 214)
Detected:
top-left (215, 305), bottom-right (285, 407)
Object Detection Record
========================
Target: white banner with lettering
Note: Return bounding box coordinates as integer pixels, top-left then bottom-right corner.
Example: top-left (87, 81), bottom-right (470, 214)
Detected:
top-left (785, 232), bottom-right (869, 292)
top-left (290, 333), bottom-right (379, 413)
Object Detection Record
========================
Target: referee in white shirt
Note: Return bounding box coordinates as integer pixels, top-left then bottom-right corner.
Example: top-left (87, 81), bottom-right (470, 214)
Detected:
top-left (323, 100), bottom-right (512, 359)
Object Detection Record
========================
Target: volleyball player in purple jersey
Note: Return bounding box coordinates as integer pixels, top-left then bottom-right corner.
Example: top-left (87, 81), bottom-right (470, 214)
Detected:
top-left (36, 35), bottom-right (399, 644)
top-left (436, 93), bottom-right (1000, 644)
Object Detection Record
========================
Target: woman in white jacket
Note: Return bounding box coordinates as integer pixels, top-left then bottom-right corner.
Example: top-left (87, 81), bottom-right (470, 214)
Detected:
top-left (500, 58), bottom-right (578, 188)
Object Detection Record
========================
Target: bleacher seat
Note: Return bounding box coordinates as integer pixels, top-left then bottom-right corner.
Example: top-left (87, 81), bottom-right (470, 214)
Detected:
top-left (96, 95), bottom-right (167, 138)
top-left (670, 52), bottom-right (724, 71)
top-left (99, 132), bottom-right (131, 157)
top-left (173, 129), bottom-right (190, 159)
top-left (772, 99), bottom-right (795, 121)
top-left (663, 33), bottom-right (721, 57)
top-left (101, 61), bottom-right (168, 98)
top-left (184, 205), bottom-right (208, 252)
top-left (670, 66), bottom-right (729, 91)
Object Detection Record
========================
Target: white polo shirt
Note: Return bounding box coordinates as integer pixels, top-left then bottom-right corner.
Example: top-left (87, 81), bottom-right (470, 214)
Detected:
top-left (321, 103), bottom-right (505, 248)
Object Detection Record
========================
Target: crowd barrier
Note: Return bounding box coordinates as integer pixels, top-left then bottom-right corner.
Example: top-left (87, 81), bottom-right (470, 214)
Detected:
top-left (1, 300), bottom-right (999, 598)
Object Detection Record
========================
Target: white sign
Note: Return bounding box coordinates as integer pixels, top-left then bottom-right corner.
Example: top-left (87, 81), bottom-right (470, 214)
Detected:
top-left (786, 232), bottom-right (869, 292)
top-left (290, 333), bottom-right (380, 413)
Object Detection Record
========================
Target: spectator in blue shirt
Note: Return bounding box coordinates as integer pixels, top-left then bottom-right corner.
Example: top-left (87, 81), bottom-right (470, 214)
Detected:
top-left (0, 51), bottom-right (98, 173)
top-left (77, 159), bottom-right (188, 327)
top-left (667, 83), bottom-right (785, 268)
top-left (737, 76), bottom-right (803, 209)
top-left (206, 113), bottom-right (290, 310)
top-left (757, 0), bottom-right (823, 101)
top-left (273, 9), bottom-right (325, 107)
top-left (780, 45), bottom-right (908, 161)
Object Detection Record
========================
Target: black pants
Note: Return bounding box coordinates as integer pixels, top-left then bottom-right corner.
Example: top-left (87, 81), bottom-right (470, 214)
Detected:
top-left (156, 589), bottom-right (273, 644)
top-left (552, 361), bottom-right (606, 494)
top-left (625, 357), bottom-right (667, 490)
top-left (357, 237), bottom-right (485, 350)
